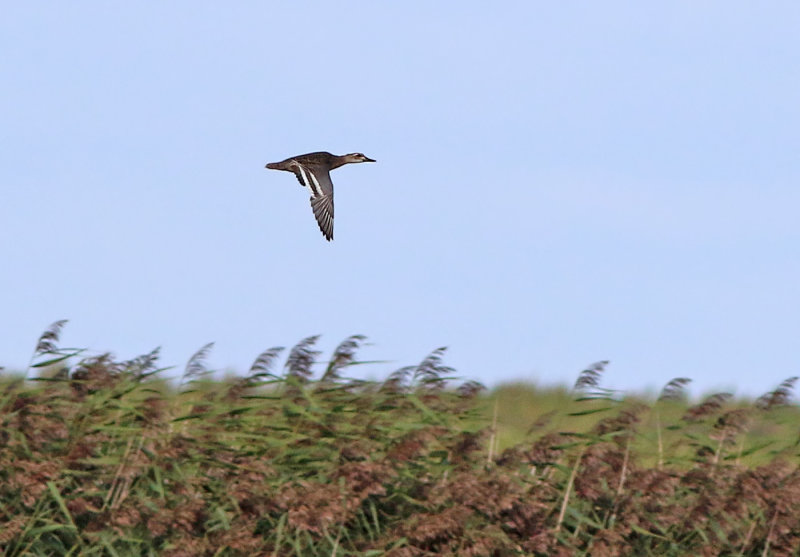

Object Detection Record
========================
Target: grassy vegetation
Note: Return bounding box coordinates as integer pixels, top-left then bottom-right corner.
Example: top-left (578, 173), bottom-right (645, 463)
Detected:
top-left (2, 321), bottom-right (800, 555)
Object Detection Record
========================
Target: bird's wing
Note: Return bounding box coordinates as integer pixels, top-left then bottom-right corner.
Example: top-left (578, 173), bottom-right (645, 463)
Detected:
top-left (289, 160), bottom-right (335, 241)
top-left (285, 160), bottom-right (308, 188)
top-left (310, 190), bottom-right (334, 241)
top-left (308, 169), bottom-right (334, 241)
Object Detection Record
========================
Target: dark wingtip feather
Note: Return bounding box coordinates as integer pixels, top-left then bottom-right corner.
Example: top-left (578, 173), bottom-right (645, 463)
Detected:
top-left (310, 194), bottom-right (334, 241)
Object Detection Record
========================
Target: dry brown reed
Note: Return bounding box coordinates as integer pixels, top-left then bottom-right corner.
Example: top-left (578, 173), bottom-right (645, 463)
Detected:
top-left (1, 326), bottom-right (800, 555)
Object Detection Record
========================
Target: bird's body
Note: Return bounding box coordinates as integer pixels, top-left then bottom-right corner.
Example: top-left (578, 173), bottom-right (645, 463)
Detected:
top-left (265, 151), bottom-right (375, 241)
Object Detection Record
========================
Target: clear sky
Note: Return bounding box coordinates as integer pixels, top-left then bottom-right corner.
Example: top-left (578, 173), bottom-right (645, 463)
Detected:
top-left (2, 3), bottom-right (799, 397)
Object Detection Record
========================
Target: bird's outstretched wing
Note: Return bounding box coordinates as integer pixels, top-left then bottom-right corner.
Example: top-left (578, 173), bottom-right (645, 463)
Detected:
top-left (310, 192), bottom-right (334, 241)
top-left (288, 160), bottom-right (335, 241)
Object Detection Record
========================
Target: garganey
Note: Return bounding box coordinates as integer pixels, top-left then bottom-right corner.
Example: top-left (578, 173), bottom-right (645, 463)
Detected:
top-left (265, 151), bottom-right (375, 241)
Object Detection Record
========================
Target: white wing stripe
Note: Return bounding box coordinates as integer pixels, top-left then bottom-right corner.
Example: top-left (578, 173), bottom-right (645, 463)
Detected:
top-left (306, 168), bottom-right (322, 197)
top-left (296, 165), bottom-right (312, 191)
top-left (295, 163), bottom-right (322, 197)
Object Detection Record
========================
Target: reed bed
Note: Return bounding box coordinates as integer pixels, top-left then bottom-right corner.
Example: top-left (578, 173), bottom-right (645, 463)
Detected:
top-left (1, 321), bottom-right (799, 556)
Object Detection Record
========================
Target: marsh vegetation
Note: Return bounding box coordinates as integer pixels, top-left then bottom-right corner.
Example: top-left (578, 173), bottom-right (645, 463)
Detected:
top-left (2, 321), bottom-right (799, 555)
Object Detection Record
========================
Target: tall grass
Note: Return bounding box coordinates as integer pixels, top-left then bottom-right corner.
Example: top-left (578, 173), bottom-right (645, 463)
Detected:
top-left (2, 321), bottom-right (800, 555)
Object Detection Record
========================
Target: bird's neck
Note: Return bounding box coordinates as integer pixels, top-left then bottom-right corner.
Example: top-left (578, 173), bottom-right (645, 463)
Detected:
top-left (329, 155), bottom-right (351, 170)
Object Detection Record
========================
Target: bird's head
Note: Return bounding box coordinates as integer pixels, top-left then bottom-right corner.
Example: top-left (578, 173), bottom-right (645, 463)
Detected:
top-left (344, 153), bottom-right (376, 164)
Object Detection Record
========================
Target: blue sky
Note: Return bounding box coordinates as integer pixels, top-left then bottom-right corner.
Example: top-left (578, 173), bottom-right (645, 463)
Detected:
top-left (1, 3), bottom-right (799, 396)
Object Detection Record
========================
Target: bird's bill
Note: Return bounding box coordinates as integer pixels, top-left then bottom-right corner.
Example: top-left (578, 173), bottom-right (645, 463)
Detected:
top-left (362, 156), bottom-right (376, 163)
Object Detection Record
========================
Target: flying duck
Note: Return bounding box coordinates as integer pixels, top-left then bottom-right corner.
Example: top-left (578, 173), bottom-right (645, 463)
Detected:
top-left (265, 151), bottom-right (375, 241)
